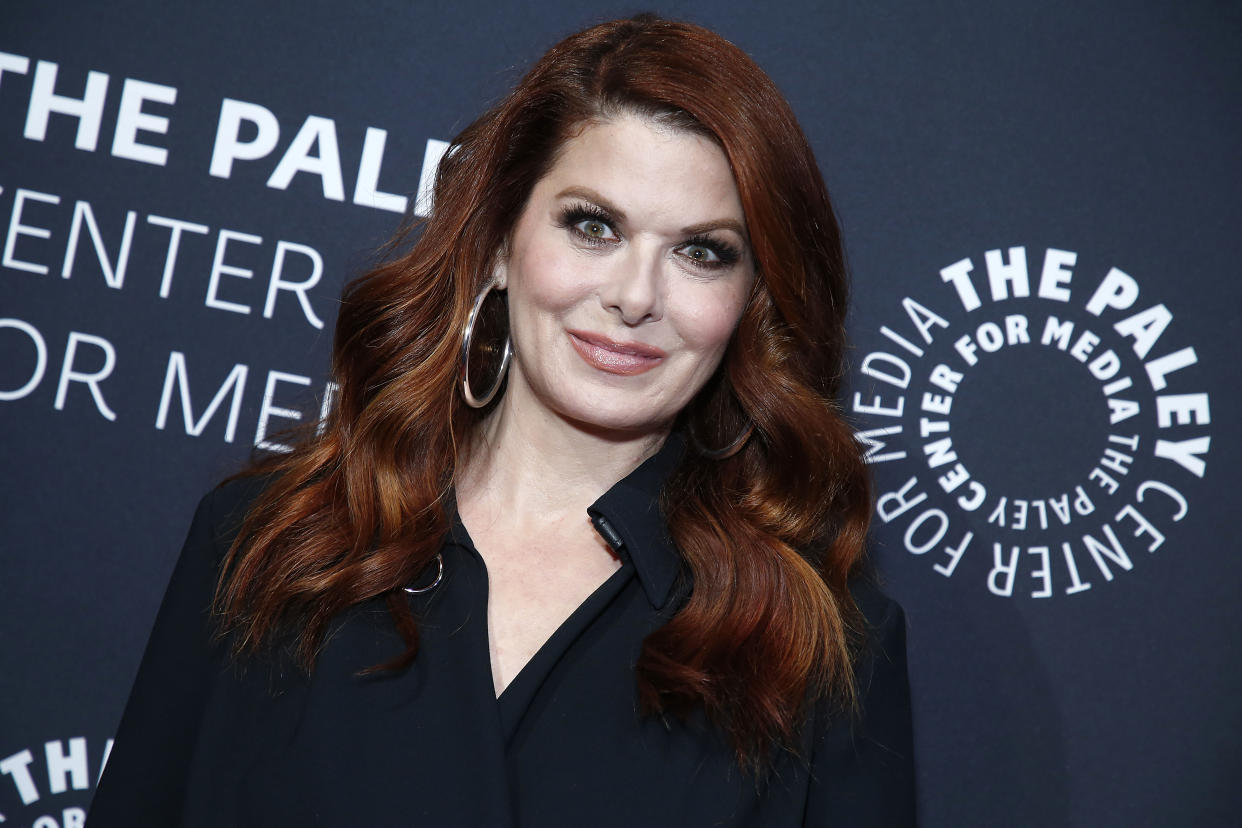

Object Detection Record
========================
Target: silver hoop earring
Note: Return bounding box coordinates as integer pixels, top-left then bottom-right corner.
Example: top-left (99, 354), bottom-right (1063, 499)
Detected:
top-left (688, 420), bottom-right (755, 460)
top-left (402, 553), bottom-right (444, 594)
top-left (459, 278), bottom-right (512, 409)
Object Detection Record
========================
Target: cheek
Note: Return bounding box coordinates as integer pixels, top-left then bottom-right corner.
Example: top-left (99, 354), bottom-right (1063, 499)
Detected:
top-left (508, 238), bottom-right (590, 318)
top-left (676, 284), bottom-right (750, 352)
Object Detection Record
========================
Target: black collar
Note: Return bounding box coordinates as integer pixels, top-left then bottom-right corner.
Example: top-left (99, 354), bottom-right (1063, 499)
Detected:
top-left (586, 432), bottom-right (685, 611)
top-left (446, 433), bottom-right (686, 611)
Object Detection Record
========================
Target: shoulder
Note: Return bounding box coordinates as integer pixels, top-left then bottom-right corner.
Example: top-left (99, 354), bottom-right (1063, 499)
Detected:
top-left (844, 571), bottom-right (913, 730)
top-left (850, 574), bottom-right (904, 628)
top-left (802, 574), bottom-right (917, 824)
top-left (156, 473), bottom-right (278, 602)
top-left (845, 574), bottom-right (912, 726)
top-left (188, 473), bottom-right (277, 556)
top-left (87, 473), bottom-right (277, 823)
top-left (154, 473), bottom-right (276, 619)
top-left (849, 574), bottom-right (908, 666)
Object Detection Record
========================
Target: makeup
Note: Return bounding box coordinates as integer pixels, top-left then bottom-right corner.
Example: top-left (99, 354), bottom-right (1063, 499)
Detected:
top-left (567, 330), bottom-right (666, 375)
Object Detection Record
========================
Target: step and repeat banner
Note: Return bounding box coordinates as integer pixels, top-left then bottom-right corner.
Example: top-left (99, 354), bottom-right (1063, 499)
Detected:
top-left (2, 2), bottom-right (1237, 826)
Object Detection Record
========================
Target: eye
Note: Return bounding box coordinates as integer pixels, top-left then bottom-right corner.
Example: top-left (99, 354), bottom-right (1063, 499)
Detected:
top-left (557, 203), bottom-right (621, 246)
top-left (678, 243), bottom-right (721, 265)
top-left (573, 217), bottom-right (619, 242)
top-left (675, 236), bottom-right (742, 271)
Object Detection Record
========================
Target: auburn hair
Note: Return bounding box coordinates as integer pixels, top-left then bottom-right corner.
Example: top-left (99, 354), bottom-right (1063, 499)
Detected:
top-left (215, 14), bottom-right (872, 771)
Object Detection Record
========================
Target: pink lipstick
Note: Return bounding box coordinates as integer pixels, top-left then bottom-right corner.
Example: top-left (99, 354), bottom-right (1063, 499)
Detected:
top-left (567, 330), bottom-right (666, 376)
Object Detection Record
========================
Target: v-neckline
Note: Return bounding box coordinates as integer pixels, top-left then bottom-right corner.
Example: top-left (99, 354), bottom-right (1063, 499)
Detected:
top-left (491, 560), bottom-right (634, 738)
top-left (446, 504), bottom-right (636, 726)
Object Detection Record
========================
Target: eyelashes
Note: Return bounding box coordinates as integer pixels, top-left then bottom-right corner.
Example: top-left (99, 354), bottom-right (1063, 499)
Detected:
top-left (681, 234), bottom-right (742, 269)
top-left (555, 202), bottom-right (743, 271)
top-left (558, 203), bottom-right (619, 244)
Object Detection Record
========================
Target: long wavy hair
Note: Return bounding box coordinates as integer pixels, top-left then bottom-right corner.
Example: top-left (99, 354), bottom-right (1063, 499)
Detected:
top-left (216, 14), bottom-right (872, 771)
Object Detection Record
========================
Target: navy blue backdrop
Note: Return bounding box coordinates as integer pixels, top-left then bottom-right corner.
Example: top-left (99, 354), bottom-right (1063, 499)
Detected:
top-left (2, 2), bottom-right (1239, 826)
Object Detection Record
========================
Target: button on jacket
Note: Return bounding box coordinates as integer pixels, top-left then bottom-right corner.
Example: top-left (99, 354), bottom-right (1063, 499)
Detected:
top-left (89, 438), bottom-right (917, 826)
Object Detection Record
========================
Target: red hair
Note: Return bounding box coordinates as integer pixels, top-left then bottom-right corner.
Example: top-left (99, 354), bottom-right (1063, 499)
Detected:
top-left (216, 14), bottom-right (871, 771)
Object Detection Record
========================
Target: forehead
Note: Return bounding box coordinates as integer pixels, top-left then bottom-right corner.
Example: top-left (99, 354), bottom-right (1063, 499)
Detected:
top-left (532, 113), bottom-right (747, 229)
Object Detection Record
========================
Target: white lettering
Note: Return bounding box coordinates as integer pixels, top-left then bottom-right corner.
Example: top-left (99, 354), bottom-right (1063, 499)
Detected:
top-left (45, 738), bottom-right (88, 794)
top-left (147, 214), bottom-right (209, 298)
top-left (1027, 546), bottom-right (1052, 598)
top-left (880, 325), bottom-right (925, 357)
top-left (0, 318), bottom-right (48, 400)
top-left (205, 229), bottom-right (262, 314)
top-left (110, 78), bottom-right (177, 165)
top-left (54, 331), bottom-right (117, 420)
top-left (876, 477), bottom-right (926, 523)
top-left (1115, 503), bottom-right (1166, 552)
top-left (1085, 267), bottom-right (1139, 316)
top-left (987, 544), bottom-right (1019, 596)
top-left (1136, 479), bottom-right (1189, 520)
top-left (934, 531), bottom-right (972, 577)
top-left (254, 370), bottom-right (311, 451)
top-left (352, 126), bottom-right (407, 212)
top-left (264, 240), bottom-right (325, 329)
top-left (0, 748), bottom-right (39, 804)
top-left (940, 257), bottom-right (981, 311)
top-left (1155, 393), bottom-right (1210, 428)
top-left (1037, 248), bottom-right (1076, 302)
top-left (209, 98), bottom-right (280, 178)
top-left (62, 200), bottom-right (136, 288)
top-left (0, 51), bottom-right (32, 90)
top-left (1062, 542), bottom-right (1091, 595)
top-left (4, 187), bottom-right (61, 274)
top-left (1145, 346), bottom-right (1198, 391)
top-left (155, 352), bottom-right (248, 442)
top-left (902, 296), bottom-right (950, 343)
top-left (853, 391), bottom-right (904, 417)
top-left (1154, 436), bottom-right (1210, 478)
top-left (904, 509), bottom-right (949, 555)
top-left (984, 246), bottom-right (1029, 300)
top-left (928, 363), bottom-right (962, 393)
top-left (266, 115), bottom-right (345, 200)
top-left (24, 60), bottom-right (108, 151)
top-left (1041, 315), bottom-right (1074, 349)
top-left (1083, 524), bottom-right (1131, 581)
top-left (414, 138), bottom-right (451, 217)
top-left (860, 351), bottom-right (910, 389)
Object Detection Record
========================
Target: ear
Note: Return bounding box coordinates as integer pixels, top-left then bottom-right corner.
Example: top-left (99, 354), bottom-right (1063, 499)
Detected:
top-left (492, 242), bottom-right (509, 291)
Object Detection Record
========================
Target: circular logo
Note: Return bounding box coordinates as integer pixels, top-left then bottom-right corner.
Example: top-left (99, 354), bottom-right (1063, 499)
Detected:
top-left (850, 246), bottom-right (1211, 599)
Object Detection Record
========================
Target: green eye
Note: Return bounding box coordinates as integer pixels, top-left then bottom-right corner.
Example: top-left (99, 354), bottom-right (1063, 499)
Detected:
top-left (675, 235), bottom-right (741, 270)
top-left (573, 218), bottom-right (618, 241)
top-left (681, 244), bottom-right (719, 263)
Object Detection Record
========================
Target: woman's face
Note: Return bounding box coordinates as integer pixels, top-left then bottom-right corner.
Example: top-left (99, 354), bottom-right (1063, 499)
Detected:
top-left (495, 112), bottom-right (755, 439)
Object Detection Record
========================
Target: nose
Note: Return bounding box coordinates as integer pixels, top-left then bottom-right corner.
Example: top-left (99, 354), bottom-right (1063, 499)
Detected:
top-left (599, 246), bottom-right (664, 326)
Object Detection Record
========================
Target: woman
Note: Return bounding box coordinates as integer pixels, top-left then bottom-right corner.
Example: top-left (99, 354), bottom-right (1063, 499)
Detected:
top-left (89, 14), bottom-right (915, 827)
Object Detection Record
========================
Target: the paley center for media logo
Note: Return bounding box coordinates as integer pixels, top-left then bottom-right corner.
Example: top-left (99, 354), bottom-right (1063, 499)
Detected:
top-left (851, 245), bottom-right (1210, 599)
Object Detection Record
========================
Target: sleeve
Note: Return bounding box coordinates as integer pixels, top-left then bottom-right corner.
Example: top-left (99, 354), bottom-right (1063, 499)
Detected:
top-left (87, 486), bottom-right (236, 826)
top-left (803, 595), bottom-right (918, 826)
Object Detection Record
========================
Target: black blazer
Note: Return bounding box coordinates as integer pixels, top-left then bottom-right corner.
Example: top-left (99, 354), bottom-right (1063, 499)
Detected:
top-left (89, 440), bottom-right (917, 826)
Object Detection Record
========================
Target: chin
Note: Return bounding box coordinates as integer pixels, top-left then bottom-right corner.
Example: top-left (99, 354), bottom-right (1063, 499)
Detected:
top-left (555, 401), bottom-right (676, 441)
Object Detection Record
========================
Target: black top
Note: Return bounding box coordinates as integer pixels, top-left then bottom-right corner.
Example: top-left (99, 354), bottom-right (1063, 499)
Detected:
top-left (89, 438), bottom-right (917, 826)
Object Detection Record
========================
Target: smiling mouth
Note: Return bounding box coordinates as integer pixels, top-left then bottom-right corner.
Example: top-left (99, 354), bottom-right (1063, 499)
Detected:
top-left (567, 330), bottom-right (666, 376)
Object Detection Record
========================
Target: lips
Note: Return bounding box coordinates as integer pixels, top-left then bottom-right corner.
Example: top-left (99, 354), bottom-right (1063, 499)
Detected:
top-left (567, 330), bottom-right (666, 376)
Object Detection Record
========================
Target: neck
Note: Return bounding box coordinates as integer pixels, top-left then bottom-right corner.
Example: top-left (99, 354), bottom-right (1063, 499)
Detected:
top-left (457, 385), bottom-right (668, 529)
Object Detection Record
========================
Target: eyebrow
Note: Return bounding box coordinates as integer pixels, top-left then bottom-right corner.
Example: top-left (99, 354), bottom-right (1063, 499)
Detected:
top-left (554, 186), bottom-right (748, 239)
